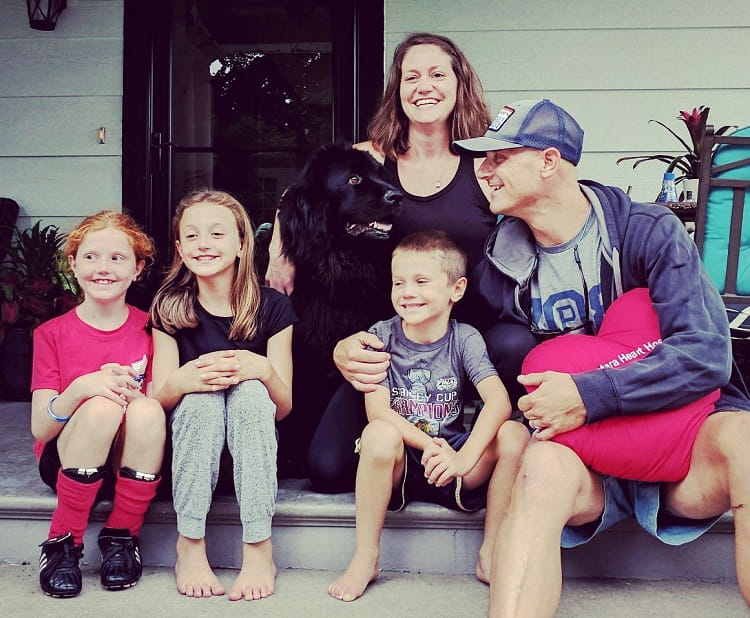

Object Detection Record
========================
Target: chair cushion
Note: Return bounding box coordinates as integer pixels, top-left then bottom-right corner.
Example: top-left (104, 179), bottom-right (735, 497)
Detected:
top-left (521, 288), bottom-right (720, 482)
top-left (702, 126), bottom-right (750, 294)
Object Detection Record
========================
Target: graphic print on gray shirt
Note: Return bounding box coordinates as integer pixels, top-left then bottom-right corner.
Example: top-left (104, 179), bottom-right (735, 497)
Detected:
top-left (369, 316), bottom-right (498, 441)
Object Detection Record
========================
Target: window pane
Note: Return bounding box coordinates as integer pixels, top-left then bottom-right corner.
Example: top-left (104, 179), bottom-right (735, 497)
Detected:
top-left (170, 0), bottom-right (333, 225)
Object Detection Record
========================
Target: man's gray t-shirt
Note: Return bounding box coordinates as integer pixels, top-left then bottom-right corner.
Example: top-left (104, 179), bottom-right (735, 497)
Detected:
top-left (369, 316), bottom-right (498, 441)
top-left (530, 207), bottom-right (604, 334)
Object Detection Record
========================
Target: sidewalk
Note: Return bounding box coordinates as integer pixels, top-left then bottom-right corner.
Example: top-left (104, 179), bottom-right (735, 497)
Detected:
top-left (0, 562), bottom-right (748, 618)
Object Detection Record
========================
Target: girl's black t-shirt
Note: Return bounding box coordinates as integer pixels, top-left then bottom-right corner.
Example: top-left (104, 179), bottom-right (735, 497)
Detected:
top-left (174, 286), bottom-right (297, 363)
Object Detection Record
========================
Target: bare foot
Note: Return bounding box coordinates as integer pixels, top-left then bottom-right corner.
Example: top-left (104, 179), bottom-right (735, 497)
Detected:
top-left (228, 539), bottom-right (277, 601)
top-left (475, 543), bottom-right (492, 585)
top-left (327, 550), bottom-right (380, 602)
top-left (174, 535), bottom-right (225, 597)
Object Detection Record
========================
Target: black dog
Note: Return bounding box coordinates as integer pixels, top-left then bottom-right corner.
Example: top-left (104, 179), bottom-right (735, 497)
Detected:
top-left (272, 144), bottom-right (402, 476)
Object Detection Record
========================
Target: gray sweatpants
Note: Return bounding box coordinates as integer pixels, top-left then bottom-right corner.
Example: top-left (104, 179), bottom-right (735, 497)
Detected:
top-left (171, 380), bottom-right (277, 543)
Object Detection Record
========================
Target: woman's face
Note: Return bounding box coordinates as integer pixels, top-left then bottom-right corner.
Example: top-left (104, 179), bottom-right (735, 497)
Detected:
top-left (399, 44), bottom-right (458, 128)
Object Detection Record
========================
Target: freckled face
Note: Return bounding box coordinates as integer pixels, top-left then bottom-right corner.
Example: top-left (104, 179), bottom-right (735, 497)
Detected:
top-left (69, 228), bottom-right (143, 303)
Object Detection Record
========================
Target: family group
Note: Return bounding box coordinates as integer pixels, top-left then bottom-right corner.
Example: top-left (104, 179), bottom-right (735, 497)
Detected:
top-left (29, 32), bottom-right (750, 618)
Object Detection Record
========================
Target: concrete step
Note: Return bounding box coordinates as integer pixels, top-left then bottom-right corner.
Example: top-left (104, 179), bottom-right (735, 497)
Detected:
top-left (0, 401), bottom-right (738, 582)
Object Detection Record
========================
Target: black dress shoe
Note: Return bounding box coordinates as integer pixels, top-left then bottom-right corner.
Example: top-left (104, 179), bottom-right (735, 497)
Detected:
top-left (39, 532), bottom-right (83, 598)
top-left (98, 527), bottom-right (142, 590)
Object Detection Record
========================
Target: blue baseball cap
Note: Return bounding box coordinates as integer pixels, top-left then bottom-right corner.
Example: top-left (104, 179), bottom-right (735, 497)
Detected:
top-left (454, 99), bottom-right (584, 165)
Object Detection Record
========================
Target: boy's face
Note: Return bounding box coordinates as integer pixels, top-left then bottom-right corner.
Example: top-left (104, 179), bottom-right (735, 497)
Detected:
top-left (391, 250), bottom-right (466, 328)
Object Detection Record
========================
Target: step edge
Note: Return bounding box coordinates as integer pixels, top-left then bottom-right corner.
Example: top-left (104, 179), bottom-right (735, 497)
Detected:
top-left (0, 495), bottom-right (734, 534)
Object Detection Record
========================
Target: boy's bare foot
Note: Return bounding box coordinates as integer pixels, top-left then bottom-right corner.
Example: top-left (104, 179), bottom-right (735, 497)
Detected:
top-left (328, 550), bottom-right (380, 602)
top-left (228, 539), bottom-right (277, 601)
top-left (175, 535), bottom-right (225, 597)
top-left (475, 543), bottom-right (492, 584)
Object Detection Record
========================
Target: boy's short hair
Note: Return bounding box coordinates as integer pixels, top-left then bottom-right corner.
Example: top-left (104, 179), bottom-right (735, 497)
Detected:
top-left (393, 230), bottom-right (467, 282)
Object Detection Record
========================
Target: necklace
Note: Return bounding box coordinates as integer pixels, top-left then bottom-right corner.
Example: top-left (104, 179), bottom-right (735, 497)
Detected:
top-left (433, 154), bottom-right (455, 189)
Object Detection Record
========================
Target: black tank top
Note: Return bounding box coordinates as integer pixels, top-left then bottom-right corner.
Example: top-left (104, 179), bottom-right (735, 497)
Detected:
top-left (382, 154), bottom-right (497, 328)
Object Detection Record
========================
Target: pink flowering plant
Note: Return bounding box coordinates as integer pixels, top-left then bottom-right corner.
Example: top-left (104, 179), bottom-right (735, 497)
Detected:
top-left (617, 106), bottom-right (735, 182)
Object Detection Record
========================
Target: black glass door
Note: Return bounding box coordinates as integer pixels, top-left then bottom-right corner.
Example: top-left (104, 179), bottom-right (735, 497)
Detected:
top-left (123, 0), bottom-right (383, 264)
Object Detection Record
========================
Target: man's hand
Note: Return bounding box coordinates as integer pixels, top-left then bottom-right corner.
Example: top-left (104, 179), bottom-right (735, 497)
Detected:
top-left (517, 371), bottom-right (587, 440)
top-left (333, 331), bottom-right (390, 392)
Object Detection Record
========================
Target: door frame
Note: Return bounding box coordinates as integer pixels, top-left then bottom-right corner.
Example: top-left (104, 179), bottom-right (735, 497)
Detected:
top-left (122, 0), bottom-right (384, 257)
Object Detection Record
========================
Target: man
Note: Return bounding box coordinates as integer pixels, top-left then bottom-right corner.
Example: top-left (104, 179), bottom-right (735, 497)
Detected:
top-left (453, 99), bottom-right (750, 617)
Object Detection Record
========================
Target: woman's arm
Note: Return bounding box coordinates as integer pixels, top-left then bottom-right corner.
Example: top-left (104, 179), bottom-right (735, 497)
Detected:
top-left (265, 210), bottom-right (296, 294)
top-left (353, 141), bottom-right (385, 164)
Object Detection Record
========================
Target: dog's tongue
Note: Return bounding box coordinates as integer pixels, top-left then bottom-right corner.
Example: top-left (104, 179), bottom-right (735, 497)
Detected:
top-left (346, 221), bottom-right (393, 237)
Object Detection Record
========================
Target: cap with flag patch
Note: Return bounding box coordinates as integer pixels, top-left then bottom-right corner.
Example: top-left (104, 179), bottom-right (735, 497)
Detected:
top-left (454, 99), bottom-right (584, 165)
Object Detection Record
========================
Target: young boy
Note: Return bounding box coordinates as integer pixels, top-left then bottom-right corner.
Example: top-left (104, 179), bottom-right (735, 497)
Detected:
top-left (327, 230), bottom-right (529, 602)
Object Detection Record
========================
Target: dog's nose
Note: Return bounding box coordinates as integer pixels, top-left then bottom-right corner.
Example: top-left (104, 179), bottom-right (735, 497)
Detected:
top-left (384, 189), bottom-right (403, 206)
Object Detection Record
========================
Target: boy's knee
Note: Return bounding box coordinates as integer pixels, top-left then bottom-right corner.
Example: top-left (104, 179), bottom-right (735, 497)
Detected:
top-left (497, 419), bottom-right (531, 457)
top-left (359, 419), bottom-right (402, 461)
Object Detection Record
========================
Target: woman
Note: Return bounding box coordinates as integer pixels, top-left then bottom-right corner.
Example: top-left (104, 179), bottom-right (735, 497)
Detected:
top-left (267, 33), bottom-right (501, 491)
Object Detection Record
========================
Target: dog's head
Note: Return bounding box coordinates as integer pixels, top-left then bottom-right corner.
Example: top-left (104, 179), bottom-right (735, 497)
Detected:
top-left (279, 144), bottom-right (403, 259)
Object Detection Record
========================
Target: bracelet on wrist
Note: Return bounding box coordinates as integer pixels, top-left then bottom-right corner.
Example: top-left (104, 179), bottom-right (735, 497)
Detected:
top-left (47, 396), bottom-right (71, 422)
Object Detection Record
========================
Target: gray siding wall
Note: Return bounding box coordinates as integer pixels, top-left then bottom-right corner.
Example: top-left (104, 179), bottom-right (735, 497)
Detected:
top-left (0, 1), bottom-right (748, 232)
top-left (386, 0), bottom-right (750, 201)
top-left (0, 0), bottom-right (123, 232)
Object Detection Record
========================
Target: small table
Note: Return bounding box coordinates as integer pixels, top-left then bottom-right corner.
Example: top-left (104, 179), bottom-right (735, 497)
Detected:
top-left (652, 201), bottom-right (697, 224)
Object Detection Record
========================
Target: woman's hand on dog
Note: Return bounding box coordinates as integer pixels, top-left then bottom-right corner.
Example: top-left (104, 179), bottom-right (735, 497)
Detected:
top-left (265, 253), bottom-right (296, 295)
top-left (265, 216), bottom-right (296, 295)
top-left (333, 331), bottom-right (390, 392)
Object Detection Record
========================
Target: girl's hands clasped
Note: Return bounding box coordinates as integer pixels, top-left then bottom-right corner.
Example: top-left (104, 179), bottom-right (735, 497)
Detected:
top-left (189, 349), bottom-right (273, 391)
top-left (73, 363), bottom-right (142, 406)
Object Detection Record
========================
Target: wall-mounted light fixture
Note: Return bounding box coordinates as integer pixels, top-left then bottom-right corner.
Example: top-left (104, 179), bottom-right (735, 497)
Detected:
top-left (26, 0), bottom-right (67, 31)
top-left (98, 127), bottom-right (106, 145)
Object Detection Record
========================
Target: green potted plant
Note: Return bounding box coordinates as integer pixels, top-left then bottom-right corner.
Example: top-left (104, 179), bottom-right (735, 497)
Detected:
top-left (617, 106), bottom-right (735, 196)
top-left (0, 221), bottom-right (79, 400)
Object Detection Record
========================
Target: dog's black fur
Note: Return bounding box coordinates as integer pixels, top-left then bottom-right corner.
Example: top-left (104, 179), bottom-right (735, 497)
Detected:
top-left (270, 144), bottom-right (402, 476)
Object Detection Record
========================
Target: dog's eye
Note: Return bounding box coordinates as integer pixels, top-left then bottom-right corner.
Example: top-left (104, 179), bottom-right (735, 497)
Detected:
top-left (348, 175), bottom-right (362, 185)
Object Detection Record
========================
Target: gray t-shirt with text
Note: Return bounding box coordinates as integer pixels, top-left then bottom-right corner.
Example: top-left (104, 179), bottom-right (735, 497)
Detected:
top-left (369, 316), bottom-right (497, 441)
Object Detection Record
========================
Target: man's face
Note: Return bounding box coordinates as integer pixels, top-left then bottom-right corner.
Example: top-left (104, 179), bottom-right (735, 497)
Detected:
top-left (477, 147), bottom-right (544, 216)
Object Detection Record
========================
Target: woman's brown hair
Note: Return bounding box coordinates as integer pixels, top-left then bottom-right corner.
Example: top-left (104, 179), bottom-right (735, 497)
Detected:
top-left (367, 32), bottom-right (491, 161)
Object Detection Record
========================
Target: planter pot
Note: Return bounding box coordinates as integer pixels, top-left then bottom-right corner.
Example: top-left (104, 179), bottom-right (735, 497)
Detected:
top-left (0, 327), bottom-right (32, 401)
top-left (681, 178), bottom-right (699, 202)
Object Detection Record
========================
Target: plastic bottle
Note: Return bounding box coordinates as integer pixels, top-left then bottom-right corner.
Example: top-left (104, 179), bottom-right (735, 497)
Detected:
top-left (656, 171), bottom-right (679, 203)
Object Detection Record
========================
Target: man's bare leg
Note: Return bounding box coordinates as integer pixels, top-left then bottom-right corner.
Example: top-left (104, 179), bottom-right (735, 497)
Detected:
top-left (489, 441), bottom-right (604, 617)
